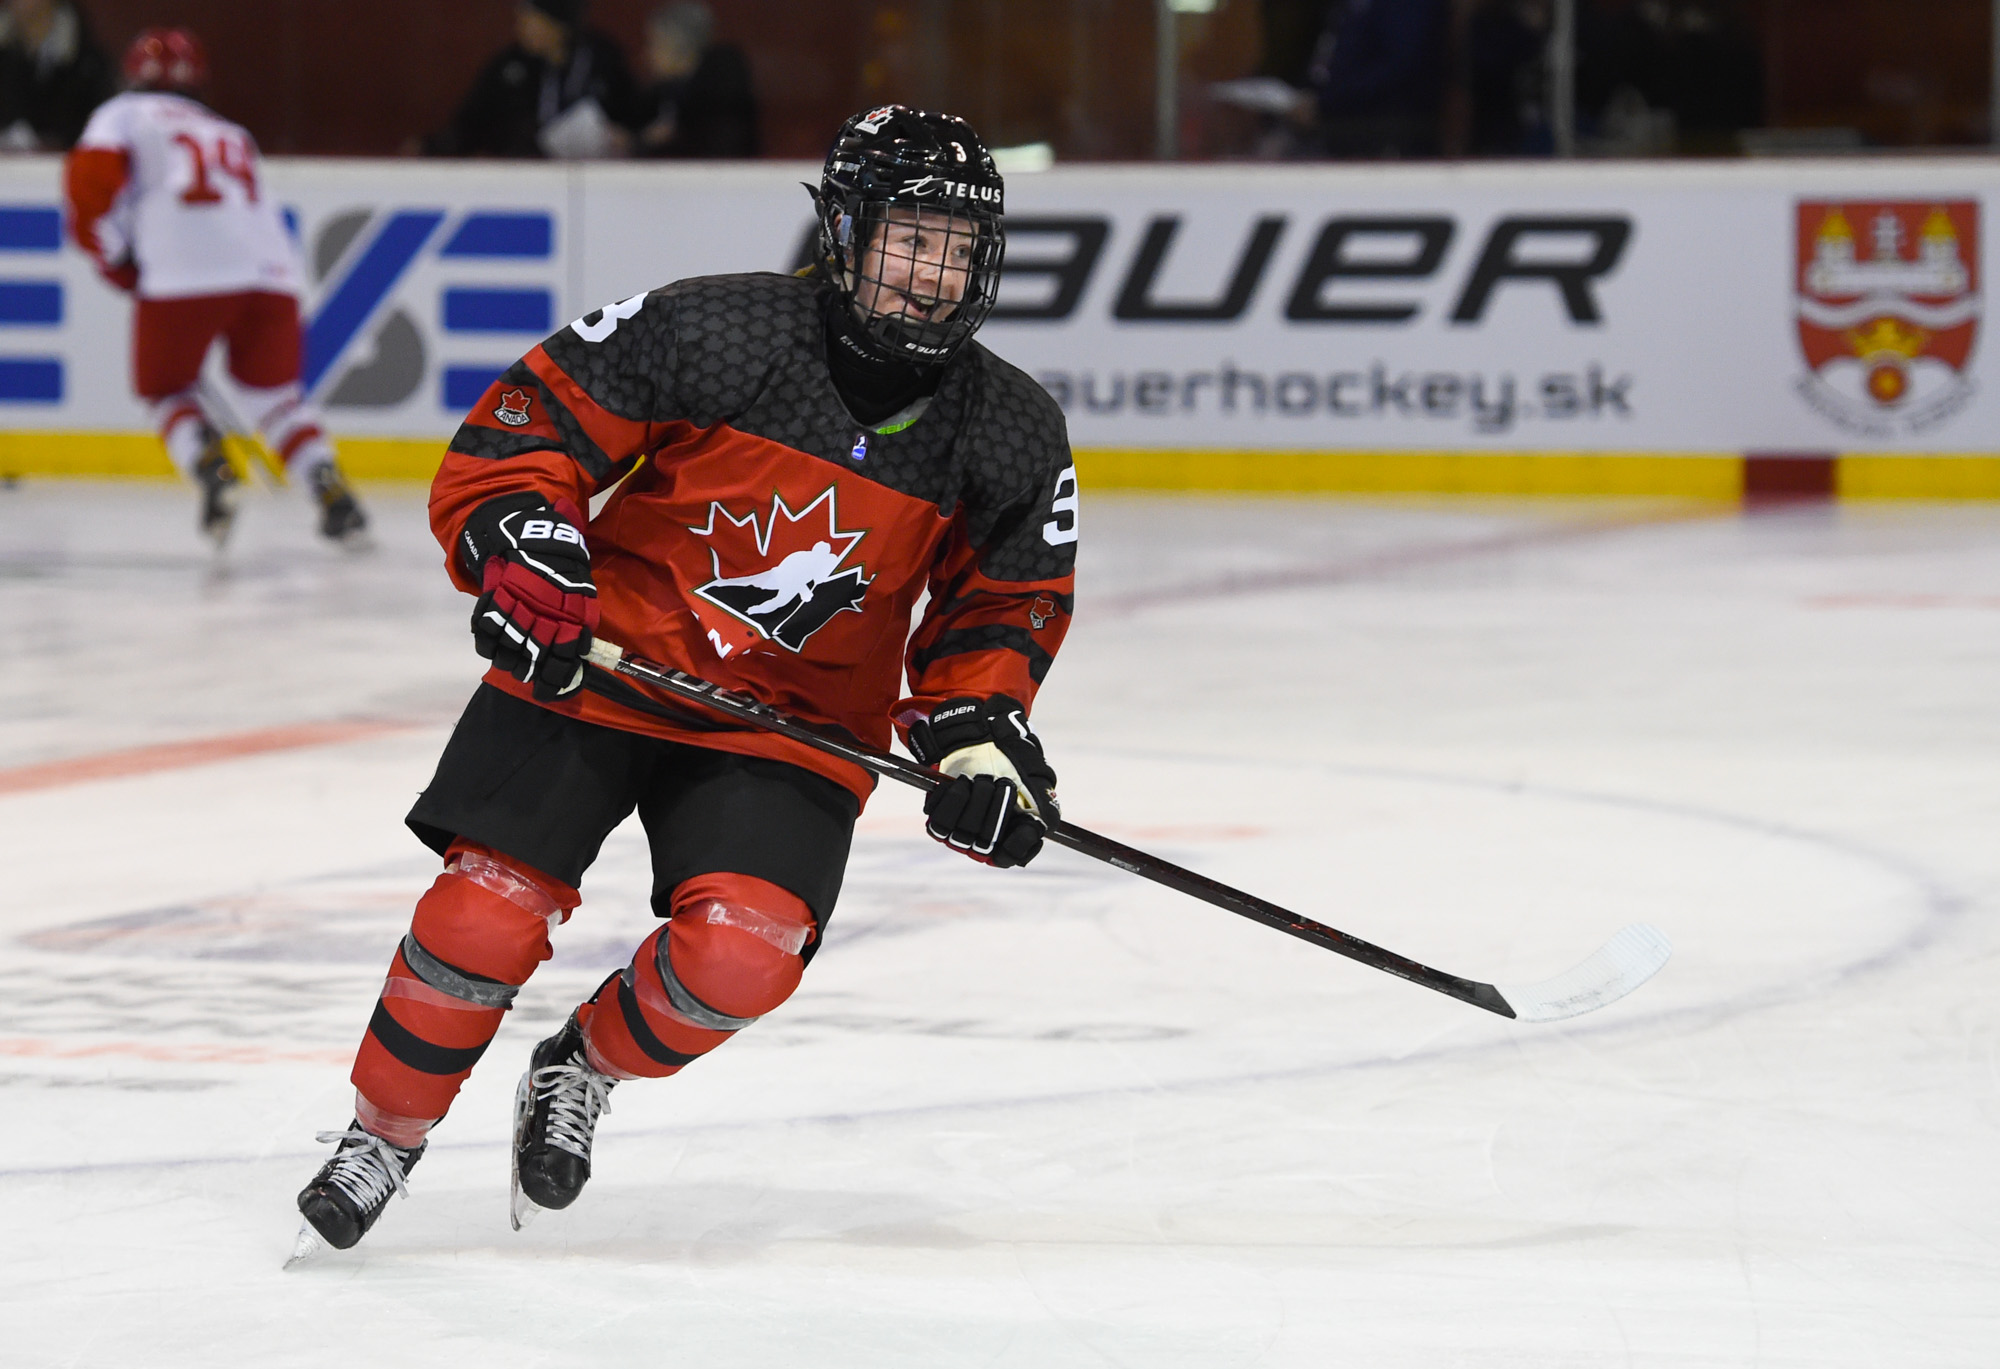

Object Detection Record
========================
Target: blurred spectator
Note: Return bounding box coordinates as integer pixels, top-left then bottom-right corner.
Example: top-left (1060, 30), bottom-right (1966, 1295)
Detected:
top-left (1638, 1), bottom-right (1762, 151)
top-left (423, 0), bottom-right (642, 159)
top-left (0, 0), bottom-right (114, 151)
top-left (1464, 0), bottom-right (1761, 157)
top-left (635, 2), bottom-right (759, 158)
top-left (1257, 0), bottom-right (1338, 89)
top-left (1465, 0), bottom-right (1552, 155)
top-left (1301, 0), bottom-right (1449, 158)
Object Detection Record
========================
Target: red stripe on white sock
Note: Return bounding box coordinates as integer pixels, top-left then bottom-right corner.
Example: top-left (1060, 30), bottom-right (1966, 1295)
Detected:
top-left (278, 423), bottom-right (323, 464)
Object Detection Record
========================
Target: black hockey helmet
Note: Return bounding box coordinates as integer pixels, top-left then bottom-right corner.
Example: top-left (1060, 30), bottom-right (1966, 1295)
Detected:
top-left (815, 105), bottom-right (1006, 366)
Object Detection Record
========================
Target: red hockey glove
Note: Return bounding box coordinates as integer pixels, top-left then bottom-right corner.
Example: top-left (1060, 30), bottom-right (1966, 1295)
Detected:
top-left (458, 492), bottom-right (599, 701)
top-left (907, 695), bottom-right (1059, 869)
top-left (99, 258), bottom-right (138, 292)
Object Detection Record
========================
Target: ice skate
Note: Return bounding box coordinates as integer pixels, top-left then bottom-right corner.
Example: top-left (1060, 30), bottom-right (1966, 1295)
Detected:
top-left (288, 1120), bottom-right (425, 1265)
top-left (511, 1013), bottom-right (617, 1230)
top-left (192, 443), bottom-right (241, 547)
top-left (309, 461), bottom-right (371, 548)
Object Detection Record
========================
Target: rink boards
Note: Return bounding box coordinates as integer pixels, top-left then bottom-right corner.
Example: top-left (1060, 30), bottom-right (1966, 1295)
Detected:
top-left (1, 155), bottom-right (1996, 497)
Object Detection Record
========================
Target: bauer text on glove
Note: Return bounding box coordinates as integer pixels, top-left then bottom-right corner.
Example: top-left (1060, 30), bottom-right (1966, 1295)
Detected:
top-left (459, 492), bottom-right (599, 701)
top-left (907, 695), bottom-right (1059, 868)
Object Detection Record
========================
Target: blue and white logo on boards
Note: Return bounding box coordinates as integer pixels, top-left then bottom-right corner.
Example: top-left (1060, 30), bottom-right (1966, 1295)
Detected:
top-left (300, 207), bottom-right (559, 415)
top-left (0, 205), bottom-right (65, 406)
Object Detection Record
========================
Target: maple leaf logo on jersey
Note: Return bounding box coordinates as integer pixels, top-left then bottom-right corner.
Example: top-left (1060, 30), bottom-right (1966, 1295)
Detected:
top-left (493, 388), bottom-right (532, 427)
top-left (1028, 595), bottom-right (1057, 630)
top-left (686, 487), bottom-right (874, 656)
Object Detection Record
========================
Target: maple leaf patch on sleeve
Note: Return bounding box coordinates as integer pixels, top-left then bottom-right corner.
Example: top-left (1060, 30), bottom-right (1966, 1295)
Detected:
top-left (493, 388), bottom-right (533, 427)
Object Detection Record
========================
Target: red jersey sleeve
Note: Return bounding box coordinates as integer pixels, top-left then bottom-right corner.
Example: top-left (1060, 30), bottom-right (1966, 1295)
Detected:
top-left (63, 148), bottom-right (132, 285)
top-left (428, 290), bottom-right (678, 592)
top-left (896, 457), bottom-right (1078, 735)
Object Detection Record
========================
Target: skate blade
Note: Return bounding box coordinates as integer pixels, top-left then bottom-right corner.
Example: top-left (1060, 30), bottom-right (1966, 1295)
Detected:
top-left (509, 1069), bottom-right (538, 1232)
top-left (509, 1180), bottom-right (544, 1232)
top-left (284, 1220), bottom-right (332, 1270)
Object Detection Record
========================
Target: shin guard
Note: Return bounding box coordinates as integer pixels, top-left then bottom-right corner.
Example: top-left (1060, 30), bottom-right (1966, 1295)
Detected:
top-left (577, 873), bottom-right (815, 1080)
top-left (351, 842), bottom-right (576, 1128)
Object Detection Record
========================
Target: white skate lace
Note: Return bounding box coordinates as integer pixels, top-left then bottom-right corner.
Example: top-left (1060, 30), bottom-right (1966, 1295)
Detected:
top-left (531, 1056), bottom-right (615, 1162)
top-left (313, 1127), bottom-right (413, 1210)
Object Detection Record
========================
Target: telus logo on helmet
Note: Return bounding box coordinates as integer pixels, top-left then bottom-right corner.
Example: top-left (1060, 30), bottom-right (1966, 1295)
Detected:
top-left (898, 176), bottom-right (1003, 209)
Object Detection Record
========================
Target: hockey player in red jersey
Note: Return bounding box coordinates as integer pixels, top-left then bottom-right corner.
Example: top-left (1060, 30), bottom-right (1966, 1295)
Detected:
top-left (293, 105), bottom-right (1079, 1256)
top-left (63, 28), bottom-right (368, 547)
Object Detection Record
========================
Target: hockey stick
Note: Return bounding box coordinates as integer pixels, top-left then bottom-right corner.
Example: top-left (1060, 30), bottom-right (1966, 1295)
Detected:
top-left (196, 376), bottom-right (288, 488)
top-left (582, 639), bottom-right (1671, 1023)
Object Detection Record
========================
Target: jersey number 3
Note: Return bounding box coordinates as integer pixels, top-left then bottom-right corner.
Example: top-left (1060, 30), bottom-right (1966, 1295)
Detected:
top-left (571, 292), bottom-right (647, 344)
top-left (1042, 465), bottom-right (1078, 546)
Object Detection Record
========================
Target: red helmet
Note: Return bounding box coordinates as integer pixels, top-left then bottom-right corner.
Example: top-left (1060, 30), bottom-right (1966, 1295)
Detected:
top-left (123, 28), bottom-right (209, 93)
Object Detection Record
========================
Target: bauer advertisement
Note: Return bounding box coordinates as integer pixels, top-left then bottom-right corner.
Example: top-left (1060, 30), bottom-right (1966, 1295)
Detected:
top-left (0, 156), bottom-right (1993, 458)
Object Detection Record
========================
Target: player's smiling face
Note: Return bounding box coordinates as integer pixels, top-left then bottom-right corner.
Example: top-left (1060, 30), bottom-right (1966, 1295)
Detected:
top-left (853, 206), bottom-right (976, 327)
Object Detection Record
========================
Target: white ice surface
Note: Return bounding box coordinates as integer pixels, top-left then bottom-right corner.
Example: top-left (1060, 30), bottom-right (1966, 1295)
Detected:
top-left (2, 481), bottom-right (1997, 1366)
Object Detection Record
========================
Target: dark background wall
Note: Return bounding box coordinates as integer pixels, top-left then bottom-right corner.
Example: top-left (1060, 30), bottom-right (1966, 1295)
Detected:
top-left (79, 0), bottom-right (883, 156)
top-left (71, 0), bottom-right (2000, 158)
top-left (1758, 0), bottom-right (1994, 146)
top-left (73, 0), bottom-right (1221, 159)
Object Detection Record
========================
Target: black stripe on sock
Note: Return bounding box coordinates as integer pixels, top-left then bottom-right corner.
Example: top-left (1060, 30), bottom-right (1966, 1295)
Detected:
top-left (614, 971), bottom-right (703, 1068)
top-left (367, 1001), bottom-right (491, 1076)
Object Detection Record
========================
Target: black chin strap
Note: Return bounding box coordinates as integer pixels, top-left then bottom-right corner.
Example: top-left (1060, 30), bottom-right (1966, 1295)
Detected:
top-left (822, 295), bottom-right (940, 428)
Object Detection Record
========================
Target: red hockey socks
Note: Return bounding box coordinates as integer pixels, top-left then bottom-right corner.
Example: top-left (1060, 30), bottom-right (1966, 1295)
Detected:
top-left (350, 842), bottom-right (577, 1136)
top-left (576, 872), bottom-right (816, 1080)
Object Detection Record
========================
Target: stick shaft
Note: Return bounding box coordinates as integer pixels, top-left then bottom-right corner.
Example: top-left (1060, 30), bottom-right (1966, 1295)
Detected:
top-left (584, 640), bottom-right (1516, 1018)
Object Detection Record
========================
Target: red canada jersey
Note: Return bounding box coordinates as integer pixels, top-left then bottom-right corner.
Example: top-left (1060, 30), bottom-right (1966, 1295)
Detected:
top-left (431, 272), bottom-right (1079, 807)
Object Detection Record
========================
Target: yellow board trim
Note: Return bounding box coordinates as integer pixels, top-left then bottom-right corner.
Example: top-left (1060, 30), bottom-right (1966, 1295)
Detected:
top-left (0, 432), bottom-right (448, 482)
top-left (0, 431), bottom-right (169, 478)
top-left (4, 432), bottom-right (1999, 499)
top-left (1072, 448), bottom-right (1745, 498)
top-left (1837, 456), bottom-right (2000, 499)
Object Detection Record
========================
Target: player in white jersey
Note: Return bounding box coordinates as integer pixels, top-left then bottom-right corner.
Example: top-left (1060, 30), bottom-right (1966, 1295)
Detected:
top-left (64, 27), bottom-right (367, 546)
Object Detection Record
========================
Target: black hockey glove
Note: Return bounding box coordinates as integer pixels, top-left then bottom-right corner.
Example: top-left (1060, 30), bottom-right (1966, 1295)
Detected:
top-left (458, 491), bottom-right (599, 701)
top-left (907, 695), bottom-right (1059, 869)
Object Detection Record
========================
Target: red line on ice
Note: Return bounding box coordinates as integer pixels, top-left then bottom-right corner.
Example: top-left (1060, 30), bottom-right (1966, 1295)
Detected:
top-left (0, 1037), bottom-right (350, 1065)
top-left (0, 719), bottom-right (416, 796)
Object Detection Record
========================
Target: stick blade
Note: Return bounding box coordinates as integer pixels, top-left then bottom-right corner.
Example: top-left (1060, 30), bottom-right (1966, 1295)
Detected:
top-left (1494, 923), bottom-right (1672, 1023)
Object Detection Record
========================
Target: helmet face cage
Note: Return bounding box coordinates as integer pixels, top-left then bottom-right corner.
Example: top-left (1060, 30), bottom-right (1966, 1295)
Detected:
top-left (819, 107), bottom-right (1006, 365)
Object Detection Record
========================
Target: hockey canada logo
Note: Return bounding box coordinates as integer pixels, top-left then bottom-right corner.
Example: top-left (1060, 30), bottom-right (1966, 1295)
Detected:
top-left (1028, 595), bottom-right (1057, 630)
top-left (1796, 201), bottom-right (1979, 436)
top-left (493, 387), bottom-right (532, 426)
top-left (686, 487), bottom-right (874, 657)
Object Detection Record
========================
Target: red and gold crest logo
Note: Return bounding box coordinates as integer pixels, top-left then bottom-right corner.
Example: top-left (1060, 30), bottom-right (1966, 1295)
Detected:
top-left (1796, 201), bottom-right (1979, 435)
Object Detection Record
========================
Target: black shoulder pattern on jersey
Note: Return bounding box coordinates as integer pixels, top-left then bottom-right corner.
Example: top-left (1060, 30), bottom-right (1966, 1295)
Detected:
top-left (537, 285), bottom-right (678, 423)
top-left (661, 272), bottom-right (820, 425)
top-left (954, 345), bottom-right (1076, 582)
top-left (910, 623), bottom-right (1057, 685)
top-left (450, 425), bottom-right (556, 462)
